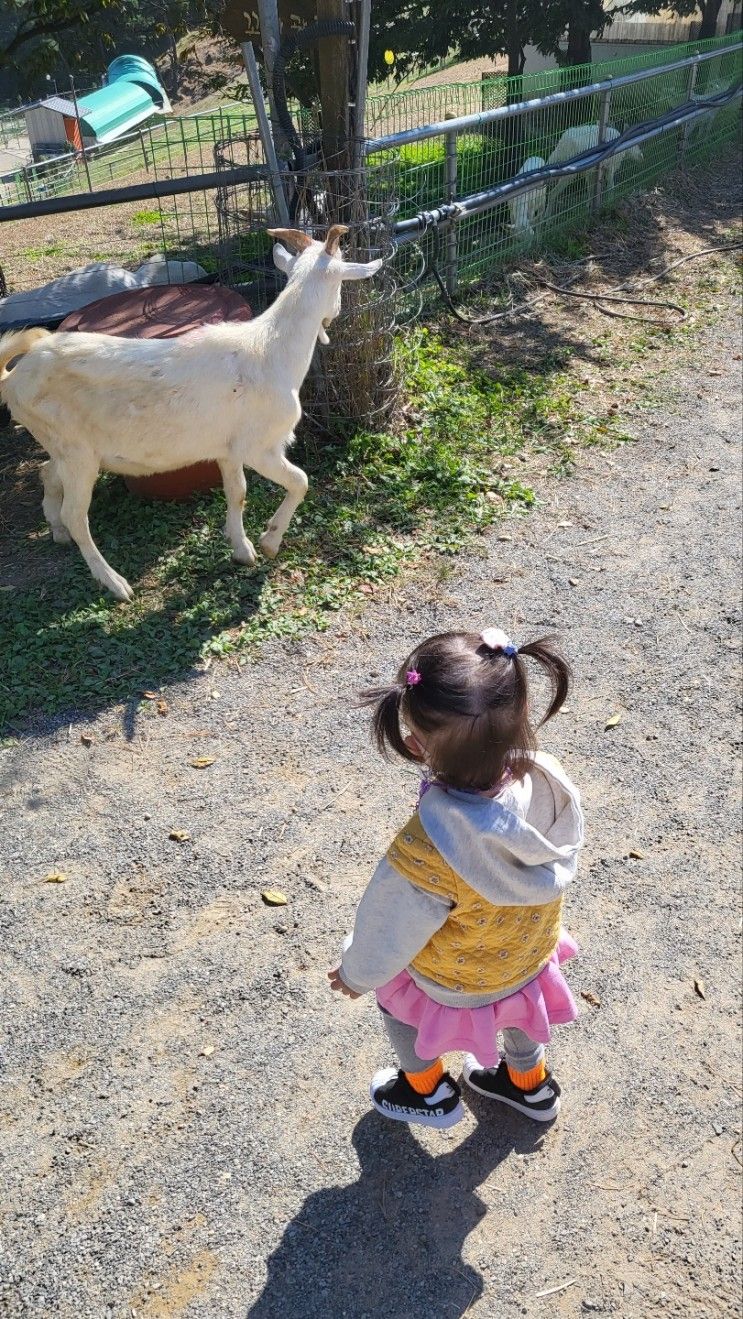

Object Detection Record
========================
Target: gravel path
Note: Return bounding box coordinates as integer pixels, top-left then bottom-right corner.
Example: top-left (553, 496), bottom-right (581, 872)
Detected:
top-left (1, 309), bottom-right (741, 1319)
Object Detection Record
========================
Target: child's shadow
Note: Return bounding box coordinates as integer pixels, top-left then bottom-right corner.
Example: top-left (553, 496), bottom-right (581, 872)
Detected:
top-left (247, 1103), bottom-right (546, 1319)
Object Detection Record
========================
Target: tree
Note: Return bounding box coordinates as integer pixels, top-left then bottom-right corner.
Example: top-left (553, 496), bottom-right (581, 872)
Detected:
top-left (367, 0), bottom-right (604, 88)
top-left (620, 0), bottom-right (724, 40)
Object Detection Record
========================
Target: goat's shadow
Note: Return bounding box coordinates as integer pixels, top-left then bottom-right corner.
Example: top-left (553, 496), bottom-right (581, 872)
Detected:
top-left (246, 1105), bottom-right (547, 1319)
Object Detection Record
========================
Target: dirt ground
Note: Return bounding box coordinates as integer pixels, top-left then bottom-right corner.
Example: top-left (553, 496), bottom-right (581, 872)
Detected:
top-left (1, 176), bottom-right (742, 1319)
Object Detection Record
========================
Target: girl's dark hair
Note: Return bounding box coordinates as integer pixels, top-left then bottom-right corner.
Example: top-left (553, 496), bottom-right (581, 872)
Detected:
top-left (360, 631), bottom-right (570, 793)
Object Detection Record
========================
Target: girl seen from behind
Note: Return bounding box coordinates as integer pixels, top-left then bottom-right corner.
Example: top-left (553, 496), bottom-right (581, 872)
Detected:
top-left (328, 627), bottom-right (584, 1128)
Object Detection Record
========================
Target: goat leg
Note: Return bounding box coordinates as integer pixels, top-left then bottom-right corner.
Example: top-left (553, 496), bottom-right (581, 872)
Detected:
top-left (56, 457), bottom-right (134, 602)
top-left (218, 457), bottom-right (256, 565)
top-left (249, 442), bottom-right (309, 559)
top-left (41, 458), bottom-right (72, 544)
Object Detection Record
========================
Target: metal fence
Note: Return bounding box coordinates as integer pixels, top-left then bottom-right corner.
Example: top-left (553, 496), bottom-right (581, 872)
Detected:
top-left (366, 36), bottom-right (742, 300)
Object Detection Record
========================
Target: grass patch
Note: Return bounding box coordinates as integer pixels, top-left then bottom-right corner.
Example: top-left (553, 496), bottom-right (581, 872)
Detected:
top-left (0, 331), bottom-right (627, 730)
top-left (130, 209), bottom-right (171, 228)
top-left (21, 242), bottom-right (67, 261)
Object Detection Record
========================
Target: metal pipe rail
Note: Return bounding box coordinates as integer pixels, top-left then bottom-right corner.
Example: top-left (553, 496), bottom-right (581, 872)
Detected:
top-left (0, 164), bottom-right (268, 224)
top-left (364, 40), bottom-right (742, 155)
top-left (390, 81), bottom-right (743, 247)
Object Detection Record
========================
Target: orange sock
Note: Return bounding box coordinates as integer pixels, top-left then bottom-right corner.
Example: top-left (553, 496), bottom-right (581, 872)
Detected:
top-left (405, 1059), bottom-right (444, 1094)
top-left (507, 1059), bottom-right (547, 1091)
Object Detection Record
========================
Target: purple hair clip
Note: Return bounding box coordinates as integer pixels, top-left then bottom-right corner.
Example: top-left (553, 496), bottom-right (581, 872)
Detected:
top-left (480, 627), bottom-right (518, 658)
top-left (406, 668), bottom-right (422, 687)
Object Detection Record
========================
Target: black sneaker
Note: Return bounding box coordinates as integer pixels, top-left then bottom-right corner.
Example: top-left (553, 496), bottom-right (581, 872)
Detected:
top-left (462, 1056), bottom-right (561, 1122)
top-left (370, 1066), bottom-right (464, 1128)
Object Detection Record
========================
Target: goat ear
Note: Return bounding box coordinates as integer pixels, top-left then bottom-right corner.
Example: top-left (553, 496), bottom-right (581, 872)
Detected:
top-left (340, 258), bottom-right (383, 282)
top-left (324, 224), bottom-right (349, 255)
top-left (267, 227), bottom-right (314, 253)
top-left (271, 242), bottom-right (295, 275)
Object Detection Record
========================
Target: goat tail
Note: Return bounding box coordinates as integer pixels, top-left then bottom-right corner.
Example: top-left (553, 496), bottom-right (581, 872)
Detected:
top-left (0, 327), bottom-right (51, 382)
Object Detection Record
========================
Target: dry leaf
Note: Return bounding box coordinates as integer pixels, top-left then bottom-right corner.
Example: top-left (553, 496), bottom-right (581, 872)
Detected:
top-left (604, 713), bottom-right (622, 730)
top-left (142, 690), bottom-right (158, 700)
top-left (80, 733), bottom-right (94, 747)
top-left (569, 577), bottom-right (580, 586)
top-left (43, 871), bottom-right (67, 883)
top-left (580, 989), bottom-right (601, 1008)
top-left (157, 700), bottom-right (169, 717)
top-left (557, 520), bottom-right (574, 528)
top-left (694, 978), bottom-right (706, 1000)
top-left (628, 848), bottom-right (645, 860)
top-left (169, 829), bottom-right (190, 842)
top-left (190, 756), bottom-right (216, 769)
top-left (261, 889), bottom-right (288, 907)
top-left (200, 1044), bottom-right (216, 1057)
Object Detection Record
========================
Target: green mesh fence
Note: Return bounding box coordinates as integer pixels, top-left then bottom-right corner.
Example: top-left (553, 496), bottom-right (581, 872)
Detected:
top-left (366, 32), bottom-right (742, 297)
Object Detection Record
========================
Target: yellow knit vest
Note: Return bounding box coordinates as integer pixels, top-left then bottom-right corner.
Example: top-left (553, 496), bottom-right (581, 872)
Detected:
top-left (387, 812), bottom-right (562, 996)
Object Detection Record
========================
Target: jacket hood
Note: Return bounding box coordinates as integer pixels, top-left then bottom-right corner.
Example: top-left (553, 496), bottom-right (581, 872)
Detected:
top-left (417, 752), bottom-right (584, 907)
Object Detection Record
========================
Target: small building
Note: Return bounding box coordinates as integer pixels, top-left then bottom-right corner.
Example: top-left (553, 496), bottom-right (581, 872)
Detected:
top-left (24, 56), bottom-right (171, 158)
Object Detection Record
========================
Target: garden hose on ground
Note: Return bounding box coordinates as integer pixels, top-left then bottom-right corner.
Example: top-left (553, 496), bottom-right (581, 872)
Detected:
top-left (427, 237), bottom-right (743, 329)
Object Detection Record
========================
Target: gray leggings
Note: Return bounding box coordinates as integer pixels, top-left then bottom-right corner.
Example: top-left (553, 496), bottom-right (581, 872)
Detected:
top-left (380, 1007), bottom-right (545, 1075)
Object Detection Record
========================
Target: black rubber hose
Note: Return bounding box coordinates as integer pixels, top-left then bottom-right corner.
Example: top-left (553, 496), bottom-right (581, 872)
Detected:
top-left (272, 19), bottom-right (355, 167)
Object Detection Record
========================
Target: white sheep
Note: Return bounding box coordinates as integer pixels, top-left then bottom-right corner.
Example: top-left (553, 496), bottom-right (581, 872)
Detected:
top-left (547, 123), bottom-right (643, 192)
top-left (507, 156), bottom-right (547, 236)
top-left (0, 226), bottom-right (381, 602)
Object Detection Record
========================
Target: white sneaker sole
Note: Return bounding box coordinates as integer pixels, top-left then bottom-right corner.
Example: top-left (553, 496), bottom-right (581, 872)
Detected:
top-left (370, 1067), bottom-right (464, 1129)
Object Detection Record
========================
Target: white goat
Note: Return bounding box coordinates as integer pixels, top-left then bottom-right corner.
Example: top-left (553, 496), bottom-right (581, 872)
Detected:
top-left (547, 123), bottom-right (643, 192)
top-left (507, 155), bottom-right (548, 236)
top-left (0, 226), bottom-right (381, 602)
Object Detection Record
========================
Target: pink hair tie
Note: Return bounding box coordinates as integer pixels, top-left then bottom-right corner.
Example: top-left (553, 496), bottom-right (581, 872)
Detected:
top-left (405, 668), bottom-right (422, 687)
top-left (480, 627), bottom-right (518, 658)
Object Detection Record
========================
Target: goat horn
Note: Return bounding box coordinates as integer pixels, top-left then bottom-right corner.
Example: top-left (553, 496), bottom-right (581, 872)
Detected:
top-left (267, 228), bottom-right (315, 252)
top-left (324, 224), bottom-right (349, 255)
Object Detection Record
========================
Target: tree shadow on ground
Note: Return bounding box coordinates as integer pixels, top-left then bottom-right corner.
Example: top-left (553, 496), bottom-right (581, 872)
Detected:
top-left (247, 1105), bottom-right (547, 1319)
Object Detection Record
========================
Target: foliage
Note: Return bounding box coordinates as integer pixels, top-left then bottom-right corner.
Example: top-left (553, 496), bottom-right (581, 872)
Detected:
top-left (368, 0), bottom-right (610, 83)
top-left (0, 332), bottom-right (627, 728)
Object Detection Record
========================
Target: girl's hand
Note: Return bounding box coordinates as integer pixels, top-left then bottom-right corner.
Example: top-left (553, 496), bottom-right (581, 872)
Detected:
top-left (327, 966), bottom-right (361, 999)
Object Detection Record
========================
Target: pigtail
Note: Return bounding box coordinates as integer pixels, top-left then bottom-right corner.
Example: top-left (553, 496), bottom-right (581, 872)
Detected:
top-left (516, 634), bottom-right (571, 725)
top-left (358, 683), bottom-right (418, 763)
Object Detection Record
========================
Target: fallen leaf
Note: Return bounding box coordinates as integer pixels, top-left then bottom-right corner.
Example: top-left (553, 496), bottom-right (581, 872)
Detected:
top-left (43, 871), bottom-right (67, 883)
top-left (261, 889), bottom-right (288, 907)
top-left (708, 368), bottom-right (722, 376)
top-left (157, 700), bottom-right (169, 717)
top-left (189, 756), bottom-right (216, 769)
top-left (80, 733), bottom-right (94, 747)
top-left (142, 691), bottom-right (158, 700)
top-left (580, 989), bottom-right (601, 1008)
top-left (497, 533), bottom-right (512, 542)
top-left (604, 713), bottom-right (622, 730)
top-left (557, 520), bottom-right (574, 528)
top-left (169, 829), bottom-right (190, 842)
top-left (568, 577), bottom-right (580, 587)
top-left (200, 1044), bottom-right (216, 1057)
top-left (694, 978), bottom-right (706, 1000)
top-left (628, 848), bottom-right (645, 860)
top-left (358, 584), bottom-right (375, 596)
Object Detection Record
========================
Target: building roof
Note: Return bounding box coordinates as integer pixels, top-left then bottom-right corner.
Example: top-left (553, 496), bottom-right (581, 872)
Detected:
top-left (36, 96), bottom-right (79, 116)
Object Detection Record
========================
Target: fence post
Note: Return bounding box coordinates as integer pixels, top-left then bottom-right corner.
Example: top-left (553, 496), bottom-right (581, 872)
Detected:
top-left (681, 55), bottom-right (700, 158)
top-left (444, 112), bottom-right (458, 297)
top-left (592, 82), bottom-right (613, 214)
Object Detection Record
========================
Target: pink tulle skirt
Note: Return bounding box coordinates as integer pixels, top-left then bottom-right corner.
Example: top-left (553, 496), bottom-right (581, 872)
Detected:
top-left (376, 933), bottom-right (579, 1066)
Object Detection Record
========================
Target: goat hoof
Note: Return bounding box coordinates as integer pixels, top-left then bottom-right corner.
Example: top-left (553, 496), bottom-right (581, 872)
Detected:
top-left (232, 542), bottom-right (257, 566)
top-left (259, 531), bottom-right (281, 560)
top-left (103, 573), bottom-right (134, 603)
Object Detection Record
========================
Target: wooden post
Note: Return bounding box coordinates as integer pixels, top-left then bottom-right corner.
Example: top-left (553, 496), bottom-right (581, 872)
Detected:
top-left (69, 77), bottom-right (93, 193)
top-left (352, 0), bottom-right (371, 169)
top-left (316, 0), bottom-right (351, 168)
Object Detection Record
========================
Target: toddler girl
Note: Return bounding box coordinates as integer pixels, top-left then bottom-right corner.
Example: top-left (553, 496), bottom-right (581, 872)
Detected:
top-left (328, 627), bottom-right (583, 1128)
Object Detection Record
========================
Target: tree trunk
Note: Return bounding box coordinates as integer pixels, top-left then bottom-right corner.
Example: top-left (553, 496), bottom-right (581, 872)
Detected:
top-left (699, 0), bottom-right (723, 39)
top-left (168, 31), bottom-right (179, 95)
top-left (566, 1), bottom-right (593, 67)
